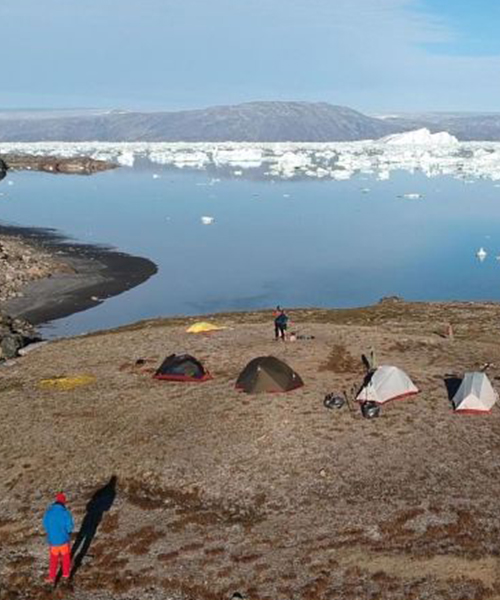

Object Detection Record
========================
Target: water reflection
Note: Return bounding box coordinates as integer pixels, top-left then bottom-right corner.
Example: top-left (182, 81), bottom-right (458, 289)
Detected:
top-left (0, 165), bottom-right (500, 336)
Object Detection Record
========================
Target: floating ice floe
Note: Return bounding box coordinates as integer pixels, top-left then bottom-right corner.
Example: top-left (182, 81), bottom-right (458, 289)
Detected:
top-left (477, 247), bottom-right (487, 261)
top-left (213, 148), bottom-right (263, 168)
top-left (201, 216), bottom-right (215, 225)
top-left (402, 193), bottom-right (423, 200)
top-left (378, 170), bottom-right (390, 181)
top-left (2, 138), bottom-right (500, 182)
top-left (116, 151), bottom-right (135, 167)
top-left (269, 151), bottom-right (311, 178)
top-left (152, 173), bottom-right (160, 179)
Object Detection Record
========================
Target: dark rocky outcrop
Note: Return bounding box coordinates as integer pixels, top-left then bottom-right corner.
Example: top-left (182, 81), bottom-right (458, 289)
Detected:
top-left (0, 154), bottom-right (116, 174)
top-left (0, 157), bottom-right (7, 181)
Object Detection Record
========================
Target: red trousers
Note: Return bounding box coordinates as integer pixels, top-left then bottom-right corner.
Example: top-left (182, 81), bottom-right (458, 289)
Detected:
top-left (48, 543), bottom-right (71, 581)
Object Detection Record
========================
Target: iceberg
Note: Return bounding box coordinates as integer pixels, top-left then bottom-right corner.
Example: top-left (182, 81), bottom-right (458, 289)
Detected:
top-left (477, 247), bottom-right (487, 261)
top-left (382, 128), bottom-right (459, 146)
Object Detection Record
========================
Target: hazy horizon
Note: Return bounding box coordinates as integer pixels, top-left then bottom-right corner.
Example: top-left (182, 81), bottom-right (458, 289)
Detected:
top-left (0, 102), bottom-right (500, 117)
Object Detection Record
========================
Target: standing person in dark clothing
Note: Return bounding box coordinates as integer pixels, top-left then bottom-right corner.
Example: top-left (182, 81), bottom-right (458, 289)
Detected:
top-left (42, 493), bottom-right (74, 584)
top-left (274, 309), bottom-right (289, 341)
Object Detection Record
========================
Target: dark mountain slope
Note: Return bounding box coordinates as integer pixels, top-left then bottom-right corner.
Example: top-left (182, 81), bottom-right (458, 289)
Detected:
top-left (0, 101), bottom-right (400, 142)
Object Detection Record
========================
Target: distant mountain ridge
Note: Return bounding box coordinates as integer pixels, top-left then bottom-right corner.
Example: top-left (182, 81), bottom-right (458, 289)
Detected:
top-left (0, 102), bottom-right (399, 142)
top-left (0, 101), bottom-right (499, 142)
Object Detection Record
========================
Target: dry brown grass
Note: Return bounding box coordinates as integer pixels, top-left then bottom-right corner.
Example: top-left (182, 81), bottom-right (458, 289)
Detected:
top-left (319, 344), bottom-right (364, 373)
top-left (3, 302), bottom-right (500, 599)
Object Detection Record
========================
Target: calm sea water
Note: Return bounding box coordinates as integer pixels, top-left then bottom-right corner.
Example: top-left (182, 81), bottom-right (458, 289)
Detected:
top-left (1, 166), bottom-right (500, 336)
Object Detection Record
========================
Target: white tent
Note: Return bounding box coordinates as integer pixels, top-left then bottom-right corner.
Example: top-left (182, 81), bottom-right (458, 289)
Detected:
top-left (356, 365), bottom-right (419, 405)
top-left (452, 372), bottom-right (498, 414)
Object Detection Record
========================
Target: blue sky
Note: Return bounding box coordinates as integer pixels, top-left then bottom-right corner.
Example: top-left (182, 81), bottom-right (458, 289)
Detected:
top-left (419, 0), bottom-right (500, 56)
top-left (1, 0), bottom-right (499, 112)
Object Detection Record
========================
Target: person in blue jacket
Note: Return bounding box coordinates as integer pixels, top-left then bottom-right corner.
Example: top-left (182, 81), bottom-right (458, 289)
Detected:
top-left (274, 308), bottom-right (289, 341)
top-left (42, 492), bottom-right (74, 583)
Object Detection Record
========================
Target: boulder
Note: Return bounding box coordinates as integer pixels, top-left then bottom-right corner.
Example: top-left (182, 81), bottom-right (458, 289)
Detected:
top-left (0, 157), bottom-right (7, 182)
top-left (0, 312), bottom-right (38, 360)
top-left (0, 333), bottom-right (25, 359)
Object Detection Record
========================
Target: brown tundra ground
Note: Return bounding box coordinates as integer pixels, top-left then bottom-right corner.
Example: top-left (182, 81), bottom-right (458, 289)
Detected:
top-left (2, 300), bottom-right (500, 600)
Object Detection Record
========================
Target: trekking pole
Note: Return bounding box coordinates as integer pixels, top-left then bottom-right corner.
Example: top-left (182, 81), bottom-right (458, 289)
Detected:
top-left (343, 385), bottom-right (357, 418)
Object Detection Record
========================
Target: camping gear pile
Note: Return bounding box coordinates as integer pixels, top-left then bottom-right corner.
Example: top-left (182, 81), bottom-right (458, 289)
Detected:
top-left (323, 393), bottom-right (345, 409)
top-left (360, 401), bottom-right (381, 419)
top-left (323, 365), bottom-right (420, 419)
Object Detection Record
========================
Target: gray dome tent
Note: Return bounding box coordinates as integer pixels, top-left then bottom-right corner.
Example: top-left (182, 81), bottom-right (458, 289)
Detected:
top-left (235, 356), bottom-right (303, 394)
top-left (154, 353), bottom-right (212, 382)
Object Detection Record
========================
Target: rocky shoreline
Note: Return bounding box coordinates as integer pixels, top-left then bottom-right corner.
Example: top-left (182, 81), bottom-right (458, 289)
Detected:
top-left (0, 225), bottom-right (157, 358)
top-left (0, 234), bottom-right (68, 358)
top-left (0, 155), bottom-right (116, 359)
top-left (0, 153), bottom-right (116, 175)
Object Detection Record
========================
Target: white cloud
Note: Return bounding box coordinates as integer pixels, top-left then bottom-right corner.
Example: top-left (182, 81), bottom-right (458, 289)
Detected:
top-left (0, 0), bottom-right (499, 111)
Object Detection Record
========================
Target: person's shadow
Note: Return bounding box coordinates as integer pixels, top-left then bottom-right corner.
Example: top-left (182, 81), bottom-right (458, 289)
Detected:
top-left (70, 475), bottom-right (117, 579)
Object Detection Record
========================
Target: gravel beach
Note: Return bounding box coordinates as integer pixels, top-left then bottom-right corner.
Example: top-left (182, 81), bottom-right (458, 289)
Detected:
top-left (0, 224), bottom-right (157, 327)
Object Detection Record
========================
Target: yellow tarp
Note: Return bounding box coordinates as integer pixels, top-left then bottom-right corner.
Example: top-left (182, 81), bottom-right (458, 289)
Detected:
top-left (38, 375), bottom-right (96, 391)
top-left (186, 321), bottom-right (226, 334)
